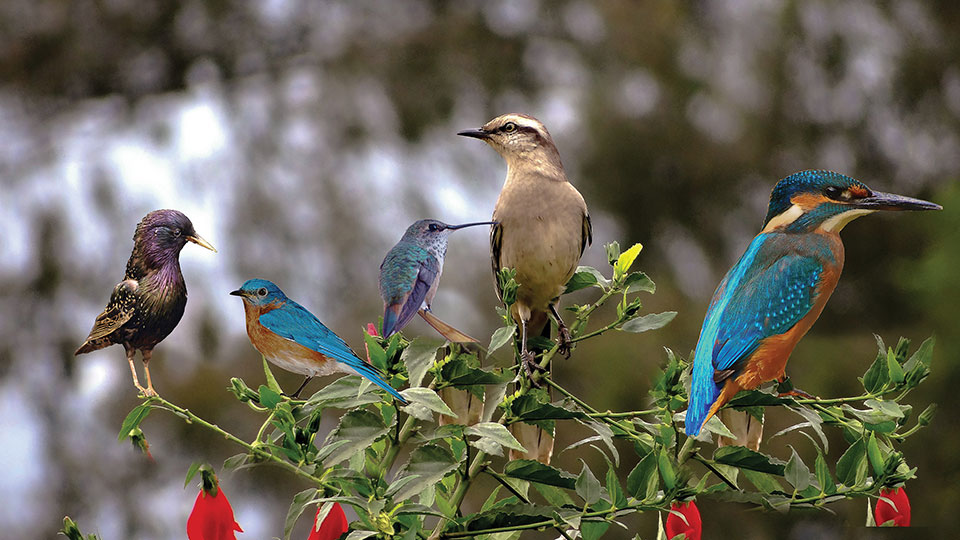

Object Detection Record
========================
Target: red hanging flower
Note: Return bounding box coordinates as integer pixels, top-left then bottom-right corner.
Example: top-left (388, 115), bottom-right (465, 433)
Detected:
top-left (366, 323), bottom-right (380, 338)
top-left (875, 486), bottom-right (911, 527)
top-left (665, 500), bottom-right (701, 540)
top-left (307, 502), bottom-right (348, 540)
top-left (187, 468), bottom-right (243, 540)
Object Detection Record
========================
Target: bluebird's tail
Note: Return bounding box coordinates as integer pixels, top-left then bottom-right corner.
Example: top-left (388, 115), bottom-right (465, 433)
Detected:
top-left (350, 360), bottom-right (408, 404)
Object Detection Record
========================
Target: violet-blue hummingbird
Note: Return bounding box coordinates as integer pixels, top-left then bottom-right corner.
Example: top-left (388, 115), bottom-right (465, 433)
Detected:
top-left (379, 219), bottom-right (495, 341)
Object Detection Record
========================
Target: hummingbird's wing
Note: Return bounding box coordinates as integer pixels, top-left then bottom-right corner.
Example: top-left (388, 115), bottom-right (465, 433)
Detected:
top-left (258, 301), bottom-right (407, 403)
top-left (76, 279), bottom-right (138, 354)
top-left (383, 254), bottom-right (440, 337)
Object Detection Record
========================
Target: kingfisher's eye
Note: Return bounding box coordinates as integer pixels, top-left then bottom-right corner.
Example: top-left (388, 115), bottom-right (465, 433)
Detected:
top-left (257, 287), bottom-right (268, 297)
top-left (824, 186), bottom-right (844, 200)
top-left (502, 122), bottom-right (517, 133)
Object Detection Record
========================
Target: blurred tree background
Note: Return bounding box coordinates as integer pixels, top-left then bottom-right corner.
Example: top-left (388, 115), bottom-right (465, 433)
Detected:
top-left (1, 0), bottom-right (958, 538)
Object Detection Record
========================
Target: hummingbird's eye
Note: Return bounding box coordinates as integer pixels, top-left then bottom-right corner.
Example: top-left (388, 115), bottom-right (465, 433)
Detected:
top-left (502, 122), bottom-right (517, 133)
top-left (428, 223), bottom-right (440, 231)
top-left (257, 287), bottom-right (268, 297)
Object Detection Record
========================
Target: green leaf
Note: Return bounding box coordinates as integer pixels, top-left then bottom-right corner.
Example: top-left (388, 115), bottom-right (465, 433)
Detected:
top-left (624, 271), bottom-right (656, 294)
top-left (258, 385), bottom-right (282, 409)
top-left (465, 422), bottom-right (527, 456)
top-left (614, 242), bottom-right (644, 278)
top-left (605, 462), bottom-right (627, 508)
top-left (318, 409), bottom-right (389, 465)
top-left (392, 444), bottom-right (460, 503)
top-left (401, 387), bottom-right (457, 421)
top-left (262, 356), bottom-right (283, 394)
top-left (487, 325), bottom-right (517, 356)
top-left (532, 483), bottom-right (577, 507)
top-left (714, 446), bottom-right (786, 475)
top-left (306, 376), bottom-right (384, 409)
top-left (283, 488), bottom-right (319, 540)
top-left (784, 447), bottom-right (810, 491)
top-left (836, 438), bottom-right (867, 487)
top-left (504, 459), bottom-right (577, 489)
top-left (657, 449), bottom-right (676, 490)
top-left (465, 504), bottom-right (554, 531)
top-left (363, 332), bottom-right (388, 371)
top-left (886, 348), bottom-right (905, 385)
top-left (741, 469), bottom-right (782, 493)
top-left (184, 462), bottom-right (203, 488)
top-left (861, 347), bottom-right (889, 394)
top-left (510, 395), bottom-right (588, 422)
top-left (582, 521), bottom-right (611, 540)
top-left (564, 268), bottom-right (600, 293)
top-left (727, 390), bottom-right (793, 408)
top-left (815, 452), bottom-right (836, 495)
top-left (401, 338), bottom-right (442, 388)
top-left (575, 460), bottom-right (602, 505)
top-left (626, 452), bottom-right (659, 500)
top-left (440, 360), bottom-right (513, 386)
top-left (620, 311), bottom-right (677, 333)
top-left (118, 403), bottom-right (151, 441)
top-left (866, 432), bottom-right (885, 478)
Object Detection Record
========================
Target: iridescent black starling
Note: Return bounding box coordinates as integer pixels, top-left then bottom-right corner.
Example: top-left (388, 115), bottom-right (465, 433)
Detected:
top-left (75, 209), bottom-right (216, 396)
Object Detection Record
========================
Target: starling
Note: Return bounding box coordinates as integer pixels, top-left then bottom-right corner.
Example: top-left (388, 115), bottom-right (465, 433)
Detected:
top-left (76, 209), bottom-right (216, 396)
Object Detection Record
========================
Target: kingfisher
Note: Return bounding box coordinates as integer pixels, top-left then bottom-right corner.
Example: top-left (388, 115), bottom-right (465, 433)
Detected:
top-left (76, 209), bottom-right (217, 397)
top-left (231, 279), bottom-right (407, 402)
top-left (686, 170), bottom-right (941, 443)
top-left (378, 218), bottom-right (495, 342)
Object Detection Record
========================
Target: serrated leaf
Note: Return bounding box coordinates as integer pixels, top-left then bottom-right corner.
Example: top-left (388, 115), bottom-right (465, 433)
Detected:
top-left (441, 361), bottom-right (513, 386)
top-left (306, 376), bottom-right (384, 409)
top-left (401, 338), bottom-right (442, 388)
top-left (318, 410), bottom-right (389, 465)
top-left (392, 445), bottom-right (461, 502)
top-left (741, 469), bottom-right (782, 493)
top-left (714, 446), bottom-right (786, 475)
top-left (606, 462), bottom-right (627, 508)
top-left (575, 460), bottom-right (602, 504)
top-left (118, 403), bottom-right (151, 441)
top-left (504, 459), bottom-right (577, 489)
top-left (624, 271), bottom-right (656, 294)
top-left (466, 422), bottom-right (527, 453)
top-left (614, 242), bottom-right (644, 278)
top-left (564, 268), bottom-right (600, 293)
top-left (815, 452), bottom-right (836, 495)
top-left (836, 438), bottom-right (867, 487)
top-left (532, 483), bottom-right (576, 507)
top-left (487, 325), bottom-right (516, 356)
top-left (620, 311), bottom-right (676, 333)
top-left (401, 387), bottom-right (457, 421)
top-left (862, 348), bottom-right (889, 394)
top-left (510, 395), bottom-right (588, 422)
top-left (626, 452), bottom-right (658, 500)
top-left (784, 447), bottom-right (810, 491)
top-left (283, 488), bottom-right (319, 540)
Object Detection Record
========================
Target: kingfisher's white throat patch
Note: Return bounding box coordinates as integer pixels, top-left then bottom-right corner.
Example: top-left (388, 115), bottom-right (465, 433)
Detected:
top-left (820, 208), bottom-right (875, 232)
top-left (761, 204), bottom-right (804, 232)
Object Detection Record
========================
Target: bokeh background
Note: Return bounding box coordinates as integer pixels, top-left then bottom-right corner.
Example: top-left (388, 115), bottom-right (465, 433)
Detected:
top-left (2, 0), bottom-right (958, 538)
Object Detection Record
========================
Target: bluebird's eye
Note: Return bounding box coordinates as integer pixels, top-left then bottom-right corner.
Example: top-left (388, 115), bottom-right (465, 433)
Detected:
top-left (502, 122), bottom-right (517, 133)
top-left (257, 287), bottom-right (268, 297)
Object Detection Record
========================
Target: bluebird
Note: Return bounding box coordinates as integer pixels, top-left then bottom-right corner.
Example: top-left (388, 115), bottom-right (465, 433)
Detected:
top-left (76, 209), bottom-right (217, 396)
top-left (230, 279), bottom-right (407, 402)
top-left (458, 114), bottom-right (592, 380)
top-left (685, 170), bottom-right (941, 447)
top-left (378, 218), bottom-right (496, 341)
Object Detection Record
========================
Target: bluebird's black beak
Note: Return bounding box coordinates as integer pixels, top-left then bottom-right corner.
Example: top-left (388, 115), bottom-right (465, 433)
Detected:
top-left (229, 288), bottom-right (246, 297)
top-left (854, 191), bottom-right (942, 212)
top-left (457, 128), bottom-right (491, 140)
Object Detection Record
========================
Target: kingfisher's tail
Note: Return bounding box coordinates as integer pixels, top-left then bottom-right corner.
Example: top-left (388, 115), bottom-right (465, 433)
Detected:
top-left (686, 365), bottom-right (722, 436)
top-left (349, 361), bottom-right (408, 404)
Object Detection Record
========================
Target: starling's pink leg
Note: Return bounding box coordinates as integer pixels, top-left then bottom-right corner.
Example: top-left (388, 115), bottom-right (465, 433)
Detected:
top-left (125, 345), bottom-right (150, 395)
top-left (141, 349), bottom-right (159, 397)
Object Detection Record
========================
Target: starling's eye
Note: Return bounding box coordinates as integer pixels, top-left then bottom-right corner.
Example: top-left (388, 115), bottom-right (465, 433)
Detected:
top-left (502, 122), bottom-right (517, 133)
top-left (257, 287), bottom-right (268, 297)
top-left (173, 228), bottom-right (182, 237)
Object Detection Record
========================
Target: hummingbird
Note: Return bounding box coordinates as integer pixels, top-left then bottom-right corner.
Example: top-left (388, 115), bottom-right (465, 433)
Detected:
top-left (76, 209), bottom-right (217, 396)
top-left (379, 218), bottom-right (496, 341)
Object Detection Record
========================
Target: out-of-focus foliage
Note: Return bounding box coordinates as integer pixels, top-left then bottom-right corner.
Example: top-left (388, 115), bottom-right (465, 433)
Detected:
top-left (2, 1), bottom-right (957, 538)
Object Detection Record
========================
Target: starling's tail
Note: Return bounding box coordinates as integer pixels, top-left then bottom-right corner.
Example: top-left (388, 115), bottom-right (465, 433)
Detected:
top-left (75, 338), bottom-right (110, 355)
top-left (349, 361), bottom-right (408, 404)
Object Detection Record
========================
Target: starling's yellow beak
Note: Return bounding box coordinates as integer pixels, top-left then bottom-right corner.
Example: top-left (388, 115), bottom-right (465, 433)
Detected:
top-left (186, 234), bottom-right (217, 252)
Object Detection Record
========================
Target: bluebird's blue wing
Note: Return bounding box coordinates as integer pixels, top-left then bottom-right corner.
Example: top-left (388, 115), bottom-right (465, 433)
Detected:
top-left (380, 246), bottom-right (440, 337)
top-left (687, 235), bottom-right (823, 435)
top-left (259, 302), bottom-right (407, 403)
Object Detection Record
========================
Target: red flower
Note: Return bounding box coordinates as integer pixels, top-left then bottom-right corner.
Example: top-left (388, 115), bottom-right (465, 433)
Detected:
top-left (366, 323), bottom-right (380, 338)
top-left (187, 469), bottom-right (243, 540)
top-left (307, 502), bottom-right (348, 540)
top-left (875, 486), bottom-right (911, 527)
top-left (665, 500), bottom-right (701, 540)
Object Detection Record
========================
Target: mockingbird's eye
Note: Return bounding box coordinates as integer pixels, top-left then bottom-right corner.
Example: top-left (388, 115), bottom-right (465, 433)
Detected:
top-left (502, 122), bottom-right (517, 133)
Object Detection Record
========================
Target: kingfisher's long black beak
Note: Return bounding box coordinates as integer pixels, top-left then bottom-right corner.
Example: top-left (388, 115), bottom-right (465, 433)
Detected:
top-left (445, 221), bottom-right (498, 231)
top-left (187, 233), bottom-right (217, 252)
top-left (457, 128), bottom-right (490, 140)
top-left (855, 191), bottom-right (942, 212)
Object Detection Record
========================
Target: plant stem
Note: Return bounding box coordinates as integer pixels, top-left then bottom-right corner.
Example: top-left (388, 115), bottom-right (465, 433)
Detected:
top-left (588, 408), bottom-right (659, 419)
top-left (146, 396), bottom-right (328, 486)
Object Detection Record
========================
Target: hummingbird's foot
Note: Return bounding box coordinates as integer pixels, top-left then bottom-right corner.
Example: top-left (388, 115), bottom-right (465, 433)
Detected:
top-left (522, 350), bottom-right (546, 387)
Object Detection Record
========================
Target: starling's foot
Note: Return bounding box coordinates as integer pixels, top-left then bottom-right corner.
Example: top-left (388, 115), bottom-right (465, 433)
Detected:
top-left (522, 351), bottom-right (546, 387)
top-left (556, 325), bottom-right (573, 359)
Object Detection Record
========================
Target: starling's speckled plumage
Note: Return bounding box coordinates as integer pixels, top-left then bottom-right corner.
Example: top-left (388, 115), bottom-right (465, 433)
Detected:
top-left (76, 209), bottom-right (216, 396)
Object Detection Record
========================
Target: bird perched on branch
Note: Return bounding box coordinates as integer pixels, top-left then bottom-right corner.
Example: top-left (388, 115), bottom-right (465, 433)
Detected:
top-left (231, 279), bottom-right (407, 403)
top-left (686, 170), bottom-right (941, 448)
top-left (379, 218), bottom-right (496, 342)
top-left (76, 209), bottom-right (216, 396)
top-left (458, 114), bottom-right (591, 378)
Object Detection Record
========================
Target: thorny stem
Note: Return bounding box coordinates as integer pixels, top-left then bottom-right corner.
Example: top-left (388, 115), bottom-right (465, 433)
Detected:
top-left (146, 395), bottom-right (329, 487)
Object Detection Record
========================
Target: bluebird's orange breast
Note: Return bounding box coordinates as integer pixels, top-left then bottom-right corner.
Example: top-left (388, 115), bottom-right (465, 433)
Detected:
top-left (242, 301), bottom-right (345, 377)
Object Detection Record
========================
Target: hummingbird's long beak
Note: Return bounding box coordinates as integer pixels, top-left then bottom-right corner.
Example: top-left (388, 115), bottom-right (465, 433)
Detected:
top-left (853, 191), bottom-right (942, 212)
top-left (457, 128), bottom-right (490, 140)
top-left (445, 221), bottom-right (498, 231)
top-left (186, 233), bottom-right (217, 252)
